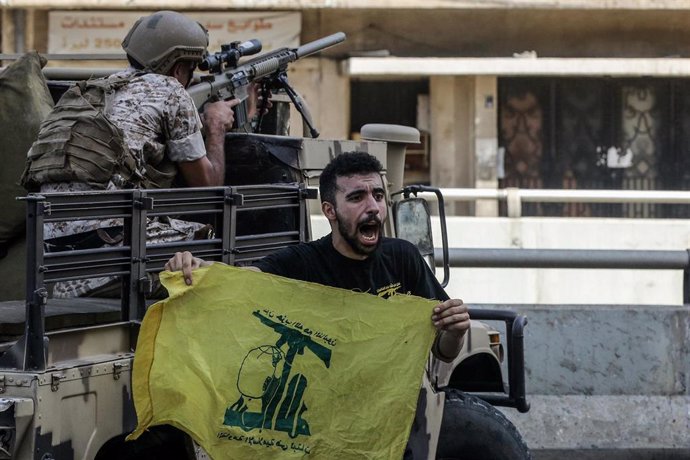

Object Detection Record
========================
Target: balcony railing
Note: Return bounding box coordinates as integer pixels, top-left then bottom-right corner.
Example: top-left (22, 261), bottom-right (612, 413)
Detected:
top-left (418, 187), bottom-right (690, 218)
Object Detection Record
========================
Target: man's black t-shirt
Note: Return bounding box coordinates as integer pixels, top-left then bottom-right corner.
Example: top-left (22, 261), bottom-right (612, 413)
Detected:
top-left (254, 234), bottom-right (449, 302)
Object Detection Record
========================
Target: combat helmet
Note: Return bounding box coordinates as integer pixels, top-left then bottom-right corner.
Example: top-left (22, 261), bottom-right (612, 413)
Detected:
top-left (122, 11), bottom-right (208, 75)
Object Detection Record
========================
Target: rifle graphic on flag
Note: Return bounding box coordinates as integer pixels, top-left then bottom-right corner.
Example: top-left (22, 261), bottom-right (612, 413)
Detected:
top-left (224, 310), bottom-right (332, 438)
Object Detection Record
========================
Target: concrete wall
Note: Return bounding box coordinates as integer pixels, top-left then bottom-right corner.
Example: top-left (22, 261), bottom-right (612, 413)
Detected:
top-left (304, 8), bottom-right (690, 58)
top-left (430, 76), bottom-right (475, 215)
top-left (490, 303), bottom-right (690, 455)
top-left (289, 58), bottom-right (350, 140)
top-left (9, 6), bottom-right (690, 59)
top-left (473, 76), bottom-right (499, 217)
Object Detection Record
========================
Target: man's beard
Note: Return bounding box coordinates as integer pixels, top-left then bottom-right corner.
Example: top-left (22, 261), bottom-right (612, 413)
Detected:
top-left (336, 211), bottom-right (383, 257)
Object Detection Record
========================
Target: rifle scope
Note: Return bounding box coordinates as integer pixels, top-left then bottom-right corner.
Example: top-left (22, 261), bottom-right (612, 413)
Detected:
top-left (199, 39), bottom-right (262, 72)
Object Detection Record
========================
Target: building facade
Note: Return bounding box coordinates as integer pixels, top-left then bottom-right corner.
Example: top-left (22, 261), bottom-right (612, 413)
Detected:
top-left (3, 1), bottom-right (690, 217)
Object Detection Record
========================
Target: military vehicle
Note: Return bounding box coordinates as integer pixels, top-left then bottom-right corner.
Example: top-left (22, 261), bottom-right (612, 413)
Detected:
top-left (0, 47), bottom-right (530, 459)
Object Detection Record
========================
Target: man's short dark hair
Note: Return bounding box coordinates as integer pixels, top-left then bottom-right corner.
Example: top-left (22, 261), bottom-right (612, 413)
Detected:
top-left (319, 151), bottom-right (384, 204)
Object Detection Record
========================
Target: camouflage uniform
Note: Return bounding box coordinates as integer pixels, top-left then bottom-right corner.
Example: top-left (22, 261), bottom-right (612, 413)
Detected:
top-left (45, 68), bottom-right (209, 298)
top-left (106, 68), bottom-right (206, 168)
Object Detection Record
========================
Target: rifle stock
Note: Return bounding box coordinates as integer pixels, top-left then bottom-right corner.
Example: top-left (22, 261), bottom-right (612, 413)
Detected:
top-left (187, 32), bottom-right (346, 131)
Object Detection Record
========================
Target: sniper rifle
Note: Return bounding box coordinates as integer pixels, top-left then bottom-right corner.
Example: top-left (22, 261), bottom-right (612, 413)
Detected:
top-left (188, 32), bottom-right (346, 137)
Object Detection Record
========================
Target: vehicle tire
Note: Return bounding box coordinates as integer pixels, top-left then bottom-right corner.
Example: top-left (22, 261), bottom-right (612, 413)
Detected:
top-left (436, 389), bottom-right (531, 460)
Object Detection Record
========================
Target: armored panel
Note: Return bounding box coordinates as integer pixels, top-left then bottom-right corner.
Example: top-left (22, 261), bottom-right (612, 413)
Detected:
top-left (225, 133), bottom-right (305, 236)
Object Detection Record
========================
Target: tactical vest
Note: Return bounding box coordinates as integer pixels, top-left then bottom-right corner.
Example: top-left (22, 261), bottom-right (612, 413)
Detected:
top-left (21, 73), bottom-right (177, 191)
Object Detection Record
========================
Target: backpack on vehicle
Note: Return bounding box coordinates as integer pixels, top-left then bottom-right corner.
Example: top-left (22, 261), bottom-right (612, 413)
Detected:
top-left (21, 74), bottom-right (144, 191)
top-left (0, 52), bottom-right (53, 248)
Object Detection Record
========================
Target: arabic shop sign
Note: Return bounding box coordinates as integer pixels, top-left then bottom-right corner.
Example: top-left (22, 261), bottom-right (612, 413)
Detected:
top-left (48, 11), bottom-right (301, 55)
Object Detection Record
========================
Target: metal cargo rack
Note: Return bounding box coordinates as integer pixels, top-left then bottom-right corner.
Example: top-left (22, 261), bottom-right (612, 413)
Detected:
top-left (2, 184), bottom-right (314, 372)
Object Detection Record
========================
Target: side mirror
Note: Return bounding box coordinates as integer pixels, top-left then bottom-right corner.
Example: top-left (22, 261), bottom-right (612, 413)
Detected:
top-left (393, 188), bottom-right (450, 288)
top-left (394, 197), bottom-right (434, 259)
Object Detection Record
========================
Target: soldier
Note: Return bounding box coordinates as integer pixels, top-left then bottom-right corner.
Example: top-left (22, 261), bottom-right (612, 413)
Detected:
top-left (22, 11), bottom-right (243, 297)
top-left (166, 151), bottom-right (470, 459)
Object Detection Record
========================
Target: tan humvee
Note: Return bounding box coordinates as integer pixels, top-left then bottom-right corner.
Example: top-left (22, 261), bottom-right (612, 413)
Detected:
top-left (0, 54), bottom-right (529, 460)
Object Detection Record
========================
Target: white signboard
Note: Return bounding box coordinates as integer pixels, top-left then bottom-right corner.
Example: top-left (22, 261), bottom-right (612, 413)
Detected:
top-left (48, 11), bottom-right (301, 55)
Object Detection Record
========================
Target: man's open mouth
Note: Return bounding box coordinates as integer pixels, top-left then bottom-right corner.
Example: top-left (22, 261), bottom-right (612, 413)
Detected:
top-left (358, 220), bottom-right (381, 244)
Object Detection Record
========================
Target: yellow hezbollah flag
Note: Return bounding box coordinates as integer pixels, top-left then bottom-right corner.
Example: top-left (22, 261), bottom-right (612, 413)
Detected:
top-left (130, 263), bottom-right (437, 459)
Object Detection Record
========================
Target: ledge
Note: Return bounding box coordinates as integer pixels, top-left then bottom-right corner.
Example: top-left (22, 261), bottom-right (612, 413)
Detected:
top-left (2, 0), bottom-right (690, 10)
top-left (345, 57), bottom-right (690, 77)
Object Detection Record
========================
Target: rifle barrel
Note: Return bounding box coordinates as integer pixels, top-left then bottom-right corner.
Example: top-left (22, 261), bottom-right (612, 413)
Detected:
top-left (187, 32), bottom-right (346, 110)
top-left (296, 32), bottom-right (346, 59)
